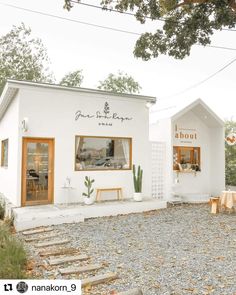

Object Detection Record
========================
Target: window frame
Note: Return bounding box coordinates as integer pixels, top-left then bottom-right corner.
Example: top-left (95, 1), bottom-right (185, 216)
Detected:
top-left (173, 146), bottom-right (201, 171)
top-left (74, 135), bottom-right (132, 171)
top-left (1, 139), bottom-right (9, 168)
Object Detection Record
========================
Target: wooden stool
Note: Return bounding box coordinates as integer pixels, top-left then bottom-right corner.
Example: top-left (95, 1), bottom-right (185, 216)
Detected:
top-left (96, 188), bottom-right (123, 202)
top-left (210, 197), bottom-right (220, 214)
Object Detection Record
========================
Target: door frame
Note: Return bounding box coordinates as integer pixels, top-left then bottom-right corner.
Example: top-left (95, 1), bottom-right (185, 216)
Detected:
top-left (21, 137), bottom-right (55, 207)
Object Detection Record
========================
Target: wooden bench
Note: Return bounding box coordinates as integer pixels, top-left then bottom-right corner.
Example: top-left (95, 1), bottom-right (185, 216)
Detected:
top-left (210, 197), bottom-right (220, 214)
top-left (96, 187), bottom-right (123, 202)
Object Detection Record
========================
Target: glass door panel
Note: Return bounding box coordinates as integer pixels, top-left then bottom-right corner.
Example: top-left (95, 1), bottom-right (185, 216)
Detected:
top-left (22, 138), bottom-right (54, 206)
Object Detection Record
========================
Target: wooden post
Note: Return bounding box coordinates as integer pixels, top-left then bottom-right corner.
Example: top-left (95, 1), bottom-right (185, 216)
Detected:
top-left (210, 197), bottom-right (219, 214)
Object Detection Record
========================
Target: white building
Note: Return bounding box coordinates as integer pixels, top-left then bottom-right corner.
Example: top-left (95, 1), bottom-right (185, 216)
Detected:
top-left (0, 80), bottom-right (155, 209)
top-left (150, 98), bottom-right (225, 202)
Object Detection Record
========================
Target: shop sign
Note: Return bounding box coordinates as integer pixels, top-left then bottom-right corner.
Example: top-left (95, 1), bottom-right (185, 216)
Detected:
top-left (174, 124), bottom-right (197, 143)
top-left (75, 101), bottom-right (133, 126)
top-left (225, 133), bottom-right (236, 146)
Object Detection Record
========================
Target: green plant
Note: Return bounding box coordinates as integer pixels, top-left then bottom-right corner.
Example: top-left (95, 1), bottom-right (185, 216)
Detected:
top-left (133, 164), bottom-right (143, 193)
top-left (82, 176), bottom-right (95, 198)
top-left (0, 224), bottom-right (27, 279)
top-left (4, 216), bottom-right (14, 227)
top-left (0, 201), bottom-right (5, 220)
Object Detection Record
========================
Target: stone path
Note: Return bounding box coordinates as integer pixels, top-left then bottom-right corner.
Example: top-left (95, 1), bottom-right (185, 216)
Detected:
top-left (21, 225), bottom-right (134, 294)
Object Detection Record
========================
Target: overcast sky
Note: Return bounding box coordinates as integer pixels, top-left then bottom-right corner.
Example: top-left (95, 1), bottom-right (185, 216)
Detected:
top-left (0, 0), bottom-right (235, 120)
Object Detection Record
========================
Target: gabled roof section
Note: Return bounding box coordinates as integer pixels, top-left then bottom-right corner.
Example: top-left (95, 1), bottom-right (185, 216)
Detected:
top-left (151, 98), bottom-right (224, 128)
top-left (0, 79), bottom-right (156, 121)
top-left (171, 98), bottom-right (224, 127)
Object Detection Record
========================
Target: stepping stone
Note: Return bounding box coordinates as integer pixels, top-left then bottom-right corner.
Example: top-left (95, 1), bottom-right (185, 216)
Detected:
top-left (117, 288), bottom-right (143, 295)
top-left (60, 263), bottom-right (102, 275)
top-left (48, 254), bottom-right (89, 266)
top-left (35, 239), bottom-right (70, 248)
top-left (39, 248), bottom-right (80, 257)
top-left (22, 227), bottom-right (53, 236)
top-left (81, 272), bottom-right (118, 287)
top-left (25, 234), bottom-right (58, 243)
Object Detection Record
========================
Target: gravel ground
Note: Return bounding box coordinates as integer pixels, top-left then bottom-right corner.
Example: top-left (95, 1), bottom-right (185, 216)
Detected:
top-left (18, 204), bottom-right (236, 295)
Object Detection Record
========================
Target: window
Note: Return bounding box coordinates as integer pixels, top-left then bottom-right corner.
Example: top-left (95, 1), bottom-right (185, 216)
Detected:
top-left (1, 139), bottom-right (9, 167)
top-left (173, 146), bottom-right (201, 172)
top-left (75, 136), bottom-right (132, 171)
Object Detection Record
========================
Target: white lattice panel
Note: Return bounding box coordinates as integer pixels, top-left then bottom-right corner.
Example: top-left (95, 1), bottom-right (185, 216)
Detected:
top-left (151, 142), bottom-right (166, 199)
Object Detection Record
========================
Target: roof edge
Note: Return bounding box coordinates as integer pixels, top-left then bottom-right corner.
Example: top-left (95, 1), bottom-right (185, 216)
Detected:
top-left (5, 79), bottom-right (156, 102)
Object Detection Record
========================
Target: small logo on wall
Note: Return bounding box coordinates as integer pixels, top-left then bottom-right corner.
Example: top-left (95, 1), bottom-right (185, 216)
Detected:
top-left (174, 124), bottom-right (197, 143)
top-left (225, 133), bottom-right (236, 146)
top-left (75, 101), bottom-right (133, 126)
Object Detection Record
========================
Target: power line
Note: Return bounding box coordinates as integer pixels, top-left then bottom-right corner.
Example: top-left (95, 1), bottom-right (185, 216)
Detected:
top-left (0, 2), bottom-right (236, 52)
top-left (160, 55), bottom-right (236, 99)
top-left (0, 2), bottom-right (141, 36)
top-left (74, 0), bottom-right (236, 32)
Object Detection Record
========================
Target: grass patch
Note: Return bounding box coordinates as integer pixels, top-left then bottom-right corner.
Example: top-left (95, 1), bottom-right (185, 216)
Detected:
top-left (0, 224), bottom-right (27, 279)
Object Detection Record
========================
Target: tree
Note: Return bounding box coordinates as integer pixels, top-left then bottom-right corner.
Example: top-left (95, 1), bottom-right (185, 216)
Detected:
top-left (225, 119), bottom-right (236, 186)
top-left (59, 70), bottom-right (84, 87)
top-left (97, 71), bottom-right (141, 94)
top-left (0, 23), bottom-right (54, 94)
top-left (64, 0), bottom-right (236, 60)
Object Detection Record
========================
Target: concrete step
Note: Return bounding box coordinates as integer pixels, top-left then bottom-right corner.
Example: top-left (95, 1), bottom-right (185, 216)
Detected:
top-left (48, 254), bottom-right (89, 266)
top-left (60, 263), bottom-right (102, 275)
top-left (22, 227), bottom-right (54, 236)
top-left (39, 248), bottom-right (80, 257)
top-left (35, 239), bottom-right (70, 248)
top-left (25, 234), bottom-right (58, 243)
top-left (117, 289), bottom-right (143, 295)
top-left (81, 272), bottom-right (118, 287)
top-left (13, 206), bottom-right (85, 232)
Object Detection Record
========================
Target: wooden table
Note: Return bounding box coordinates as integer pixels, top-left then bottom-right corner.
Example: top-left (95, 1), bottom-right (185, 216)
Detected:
top-left (96, 187), bottom-right (123, 202)
top-left (220, 190), bottom-right (236, 212)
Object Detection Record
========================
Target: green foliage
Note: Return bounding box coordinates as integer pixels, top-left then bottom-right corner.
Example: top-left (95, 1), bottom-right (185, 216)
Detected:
top-left (59, 70), bottom-right (84, 87)
top-left (133, 164), bottom-right (143, 193)
top-left (0, 201), bottom-right (5, 220)
top-left (98, 71), bottom-right (141, 94)
top-left (0, 23), bottom-right (54, 94)
top-left (82, 176), bottom-right (95, 198)
top-left (65, 1), bottom-right (236, 60)
top-left (0, 224), bottom-right (27, 279)
top-left (225, 119), bottom-right (236, 186)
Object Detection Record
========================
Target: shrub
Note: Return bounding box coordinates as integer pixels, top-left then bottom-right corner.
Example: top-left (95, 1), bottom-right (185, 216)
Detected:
top-left (0, 201), bottom-right (5, 220)
top-left (0, 224), bottom-right (27, 279)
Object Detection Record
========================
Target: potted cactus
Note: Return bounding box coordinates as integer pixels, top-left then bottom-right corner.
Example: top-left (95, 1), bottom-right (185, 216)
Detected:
top-left (82, 176), bottom-right (95, 205)
top-left (133, 164), bottom-right (143, 201)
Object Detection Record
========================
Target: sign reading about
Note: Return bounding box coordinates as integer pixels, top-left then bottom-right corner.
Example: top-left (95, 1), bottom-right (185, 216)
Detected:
top-left (174, 124), bottom-right (197, 143)
top-left (75, 101), bottom-right (133, 126)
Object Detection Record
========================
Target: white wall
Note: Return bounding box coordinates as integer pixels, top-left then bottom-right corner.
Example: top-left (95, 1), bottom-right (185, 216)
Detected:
top-left (0, 94), bottom-right (20, 206)
top-left (17, 86), bottom-right (151, 204)
top-left (150, 110), bottom-right (225, 201)
top-left (172, 111), bottom-right (211, 196)
top-left (209, 128), bottom-right (225, 195)
top-left (172, 110), bottom-right (225, 199)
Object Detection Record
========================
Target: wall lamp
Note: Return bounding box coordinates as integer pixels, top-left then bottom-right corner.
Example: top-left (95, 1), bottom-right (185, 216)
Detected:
top-left (146, 101), bottom-right (156, 108)
top-left (21, 117), bottom-right (28, 132)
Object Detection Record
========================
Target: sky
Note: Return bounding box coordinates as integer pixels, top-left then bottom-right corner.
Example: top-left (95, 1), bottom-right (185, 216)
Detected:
top-left (0, 0), bottom-right (235, 120)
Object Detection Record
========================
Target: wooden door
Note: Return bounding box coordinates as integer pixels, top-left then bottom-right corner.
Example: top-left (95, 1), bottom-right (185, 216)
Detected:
top-left (22, 138), bottom-right (54, 206)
